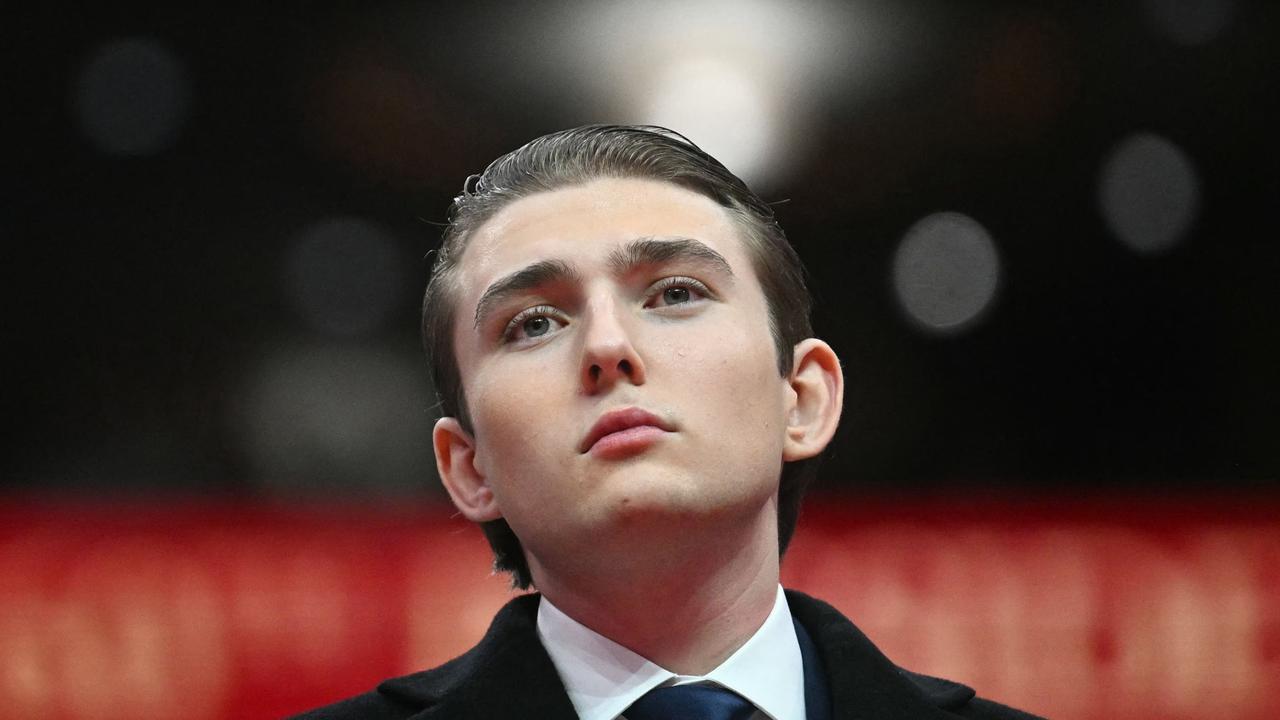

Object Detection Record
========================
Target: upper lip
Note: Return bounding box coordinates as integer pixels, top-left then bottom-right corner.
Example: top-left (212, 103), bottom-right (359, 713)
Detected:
top-left (579, 407), bottom-right (673, 453)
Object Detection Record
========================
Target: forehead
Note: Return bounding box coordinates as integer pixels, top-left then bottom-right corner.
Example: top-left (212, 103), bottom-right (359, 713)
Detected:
top-left (455, 177), bottom-right (751, 296)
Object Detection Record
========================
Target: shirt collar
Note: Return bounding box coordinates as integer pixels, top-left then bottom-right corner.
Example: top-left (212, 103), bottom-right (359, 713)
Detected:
top-left (537, 585), bottom-right (806, 720)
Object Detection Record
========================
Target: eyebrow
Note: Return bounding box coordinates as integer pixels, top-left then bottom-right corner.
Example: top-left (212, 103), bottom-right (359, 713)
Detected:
top-left (606, 236), bottom-right (735, 278)
top-left (471, 236), bottom-right (735, 330)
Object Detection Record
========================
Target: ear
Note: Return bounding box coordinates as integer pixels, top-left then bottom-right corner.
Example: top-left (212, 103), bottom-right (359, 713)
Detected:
top-left (782, 338), bottom-right (844, 462)
top-left (434, 417), bottom-right (503, 522)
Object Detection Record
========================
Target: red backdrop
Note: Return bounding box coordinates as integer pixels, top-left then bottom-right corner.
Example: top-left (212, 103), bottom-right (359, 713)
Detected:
top-left (1, 495), bottom-right (1276, 719)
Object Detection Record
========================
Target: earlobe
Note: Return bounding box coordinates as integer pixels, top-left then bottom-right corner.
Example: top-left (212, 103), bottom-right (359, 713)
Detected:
top-left (434, 417), bottom-right (503, 522)
top-left (782, 338), bottom-right (845, 462)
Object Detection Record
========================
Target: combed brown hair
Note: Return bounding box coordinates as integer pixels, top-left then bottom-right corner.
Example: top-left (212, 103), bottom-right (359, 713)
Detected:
top-left (423, 125), bottom-right (818, 589)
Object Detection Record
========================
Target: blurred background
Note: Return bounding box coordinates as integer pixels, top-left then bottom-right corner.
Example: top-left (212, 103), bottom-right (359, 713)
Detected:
top-left (3, 1), bottom-right (1278, 718)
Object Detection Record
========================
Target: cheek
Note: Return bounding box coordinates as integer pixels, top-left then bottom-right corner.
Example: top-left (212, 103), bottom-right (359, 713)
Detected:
top-left (667, 315), bottom-right (786, 427)
top-left (669, 323), bottom-right (789, 493)
top-left (465, 355), bottom-right (573, 475)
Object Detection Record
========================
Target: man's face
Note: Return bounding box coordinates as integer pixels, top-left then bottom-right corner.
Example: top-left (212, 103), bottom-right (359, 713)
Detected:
top-left (445, 177), bottom-right (792, 574)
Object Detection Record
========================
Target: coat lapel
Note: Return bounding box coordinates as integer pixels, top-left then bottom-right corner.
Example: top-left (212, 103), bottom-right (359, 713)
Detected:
top-left (374, 589), bottom-right (977, 720)
top-left (377, 594), bottom-right (579, 720)
top-left (786, 590), bottom-right (971, 720)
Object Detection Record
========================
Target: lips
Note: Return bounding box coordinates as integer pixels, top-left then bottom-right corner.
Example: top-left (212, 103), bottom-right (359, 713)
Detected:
top-left (579, 407), bottom-right (674, 454)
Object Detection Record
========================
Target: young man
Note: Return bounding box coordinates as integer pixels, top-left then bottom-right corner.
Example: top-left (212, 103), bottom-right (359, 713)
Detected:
top-left (297, 126), bottom-right (1042, 719)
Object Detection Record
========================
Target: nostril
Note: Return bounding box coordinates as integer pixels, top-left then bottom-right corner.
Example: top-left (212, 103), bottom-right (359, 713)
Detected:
top-left (618, 359), bottom-right (632, 375)
top-left (589, 365), bottom-right (602, 381)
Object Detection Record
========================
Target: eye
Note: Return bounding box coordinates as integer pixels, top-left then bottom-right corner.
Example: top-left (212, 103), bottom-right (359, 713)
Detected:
top-left (503, 305), bottom-right (568, 344)
top-left (646, 276), bottom-right (712, 308)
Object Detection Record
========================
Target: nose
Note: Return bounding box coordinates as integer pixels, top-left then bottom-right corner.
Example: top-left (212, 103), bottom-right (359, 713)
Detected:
top-left (580, 296), bottom-right (647, 394)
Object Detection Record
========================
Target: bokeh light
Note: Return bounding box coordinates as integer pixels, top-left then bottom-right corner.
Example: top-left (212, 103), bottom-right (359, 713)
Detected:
top-left (1098, 132), bottom-right (1201, 255)
top-left (543, 0), bottom-right (896, 187)
top-left (639, 56), bottom-right (778, 182)
top-left (235, 343), bottom-right (435, 499)
top-left (285, 217), bottom-right (406, 338)
top-left (893, 212), bottom-right (1001, 334)
top-left (1142, 0), bottom-right (1236, 46)
top-left (72, 37), bottom-right (191, 157)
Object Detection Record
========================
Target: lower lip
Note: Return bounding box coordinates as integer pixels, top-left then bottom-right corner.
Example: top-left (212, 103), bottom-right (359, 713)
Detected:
top-left (588, 425), bottom-right (668, 460)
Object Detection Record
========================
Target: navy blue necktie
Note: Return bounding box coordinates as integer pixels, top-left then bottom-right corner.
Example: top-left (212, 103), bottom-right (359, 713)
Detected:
top-left (624, 684), bottom-right (757, 720)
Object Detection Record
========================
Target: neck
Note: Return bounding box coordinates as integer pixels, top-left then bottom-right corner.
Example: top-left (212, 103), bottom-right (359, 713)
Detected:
top-left (529, 505), bottom-right (781, 675)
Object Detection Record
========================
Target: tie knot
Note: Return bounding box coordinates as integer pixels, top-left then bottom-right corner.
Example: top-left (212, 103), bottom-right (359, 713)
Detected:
top-left (625, 684), bottom-right (757, 720)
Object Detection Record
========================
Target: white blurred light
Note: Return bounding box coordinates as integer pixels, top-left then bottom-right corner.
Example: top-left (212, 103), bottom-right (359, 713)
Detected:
top-left (236, 343), bottom-right (435, 497)
top-left (285, 217), bottom-right (405, 337)
top-left (1142, 0), bottom-right (1236, 46)
top-left (640, 57), bottom-right (778, 183)
top-left (1098, 133), bottom-right (1201, 255)
top-left (72, 37), bottom-right (191, 157)
top-left (526, 0), bottom-right (894, 187)
top-left (893, 212), bottom-right (1001, 334)
top-left (385, 2), bottom-right (908, 186)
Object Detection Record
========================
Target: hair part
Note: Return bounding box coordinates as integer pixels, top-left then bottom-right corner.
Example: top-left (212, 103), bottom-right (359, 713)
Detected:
top-left (422, 125), bottom-right (819, 589)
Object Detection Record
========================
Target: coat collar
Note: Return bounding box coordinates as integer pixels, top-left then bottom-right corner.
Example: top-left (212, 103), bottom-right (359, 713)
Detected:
top-left (376, 590), bottom-right (976, 720)
top-left (378, 593), bottom-right (578, 719)
top-left (785, 589), bottom-right (975, 720)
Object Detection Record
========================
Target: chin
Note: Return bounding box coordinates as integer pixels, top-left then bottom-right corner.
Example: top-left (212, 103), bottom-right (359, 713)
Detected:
top-left (602, 480), bottom-right (768, 528)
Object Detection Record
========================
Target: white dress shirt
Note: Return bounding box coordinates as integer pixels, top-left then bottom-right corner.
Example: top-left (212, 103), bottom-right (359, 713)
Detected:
top-left (536, 585), bottom-right (807, 720)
